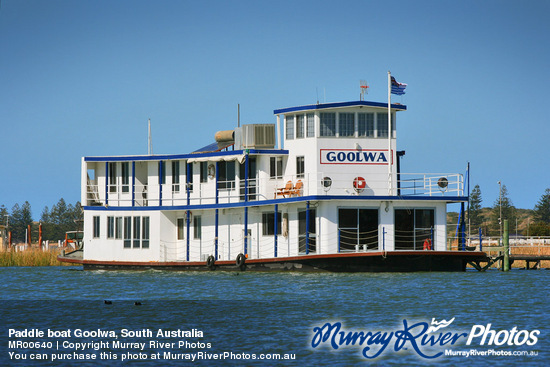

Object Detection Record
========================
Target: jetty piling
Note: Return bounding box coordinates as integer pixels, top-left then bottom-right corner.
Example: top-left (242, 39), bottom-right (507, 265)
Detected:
top-left (503, 220), bottom-right (510, 271)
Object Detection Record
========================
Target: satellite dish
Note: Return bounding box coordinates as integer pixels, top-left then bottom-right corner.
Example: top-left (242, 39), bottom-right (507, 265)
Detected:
top-left (321, 177), bottom-right (332, 192)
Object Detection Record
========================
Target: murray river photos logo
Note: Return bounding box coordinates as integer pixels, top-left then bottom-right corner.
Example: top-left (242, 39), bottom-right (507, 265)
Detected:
top-left (310, 318), bottom-right (540, 360)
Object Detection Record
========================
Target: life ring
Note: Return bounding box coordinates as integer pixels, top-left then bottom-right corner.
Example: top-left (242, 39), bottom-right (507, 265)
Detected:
top-left (184, 211), bottom-right (193, 222)
top-left (236, 253), bottom-right (246, 270)
top-left (353, 177), bottom-right (366, 193)
top-left (206, 255), bottom-right (216, 269)
top-left (207, 164), bottom-right (216, 180)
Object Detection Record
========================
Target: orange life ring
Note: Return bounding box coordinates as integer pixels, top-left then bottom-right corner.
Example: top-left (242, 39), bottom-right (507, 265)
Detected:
top-left (353, 177), bottom-right (366, 192)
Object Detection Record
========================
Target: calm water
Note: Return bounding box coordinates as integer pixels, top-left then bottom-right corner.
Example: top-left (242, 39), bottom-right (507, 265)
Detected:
top-left (1, 266), bottom-right (548, 366)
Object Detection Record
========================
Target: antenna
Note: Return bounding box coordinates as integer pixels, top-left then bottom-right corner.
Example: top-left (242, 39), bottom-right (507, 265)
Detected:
top-left (148, 118), bottom-right (153, 155)
top-left (238, 104), bottom-right (240, 127)
top-left (360, 80), bottom-right (369, 101)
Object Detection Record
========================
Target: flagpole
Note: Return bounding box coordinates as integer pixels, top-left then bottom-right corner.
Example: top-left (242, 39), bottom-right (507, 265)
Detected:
top-left (387, 71), bottom-right (392, 195)
top-left (148, 118), bottom-right (152, 155)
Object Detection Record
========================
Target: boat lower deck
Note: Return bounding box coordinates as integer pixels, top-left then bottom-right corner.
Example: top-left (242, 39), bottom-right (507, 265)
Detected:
top-left (58, 250), bottom-right (487, 272)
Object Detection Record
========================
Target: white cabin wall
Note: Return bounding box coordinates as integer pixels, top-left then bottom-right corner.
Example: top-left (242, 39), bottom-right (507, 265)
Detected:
top-left (83, 210), bottom-right (160, 262)
top-left (96, 163), bottom-right (106, 204)
top-left (218, 208), bottom-right (245, 261)
top-left (379, 202), bottom-right (395, 251)
top-left (159, 211), bottom-right (176, 261)
top-left (317, 201), bottom-right (338, 254)
top-left (286, 206), bottom-right (299, 256)
top-left (281, 107), bottom-right (400, 197)
top-left (434, 202), bottom-right (447, 251)
top-left (217, 209), bottom-right (229, 260)
top-left (81, 158), bottom-right (88, 204)
top-left (256, 155), bottom-right (283, 201)
top-left (147, 161), bottom-right (159, 206)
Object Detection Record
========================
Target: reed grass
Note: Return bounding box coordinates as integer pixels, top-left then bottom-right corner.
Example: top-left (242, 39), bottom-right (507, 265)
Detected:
top-left (0, 246), bottom-right (70, 267)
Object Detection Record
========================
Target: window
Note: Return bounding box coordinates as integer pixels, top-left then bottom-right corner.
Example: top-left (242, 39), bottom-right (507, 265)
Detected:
top-left (395, 209), bottom-right (435, 250)
top-left (339, 113), bottom-right (355, 137)
top-left (186, 162), bottom-right (193, 192)
top-left (142, 217), bottom-right (150, 248)
top-left (177, 218), bottom-right (185, 240)
top-left (200, 161), bottom-right (208, 183)
top-left (218, 161), bottom-right (236, 190)
top-left (133, 216), bottom-right (141, 248)
top-left (239, 157), bottom-right (257, 201)
top-left (123, 216), bottom-right (131, 248)
top-left (306, 114), bottom-right (315, 137)
top-left (159, 161), bottom-right (166, 185)
top-left (286, 115), bottom-right (294, 140)
top-left (262, 212), bottom-right (281, 236)
top-left (296, 115), bottom-right (304, 138)
top-left (338, 209), bottom-right (379, 251)
top-left (358, 113), bottom-right (374, 137)
top-left (270, 157), bottom-right (283, 179)
top-left (320, 113), bottom-right (336, 136)
top-left (107, 216), bottom-right (115, 239)
top-left (93, 216), bottom-right (100, 238)
top-left (122, 162), bottom-right (130, 193)
top-left (108, 162), bottom-right (117, 193)
top-left (115, 217), bottom-right (122, 239)
top-left (193, 216), bottom-right (202, 240)
top-left (172, 161), bottom-right (180, 192)
top-left (299, 209), bottom-right (316, 253)
top-left (377, 113), bottom-right (394, 138)
top-left (296, 156), bottom-right (305, 178)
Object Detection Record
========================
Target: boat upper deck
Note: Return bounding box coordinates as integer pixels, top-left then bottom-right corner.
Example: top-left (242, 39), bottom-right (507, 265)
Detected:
top-left (82, 100), bottom-right (466, 209)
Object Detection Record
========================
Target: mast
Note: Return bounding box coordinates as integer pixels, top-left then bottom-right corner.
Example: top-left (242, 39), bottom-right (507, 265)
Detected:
top-left (148, 118), bottom-right (153, 155)
top-left (387, 71), bottom-right (392, 195)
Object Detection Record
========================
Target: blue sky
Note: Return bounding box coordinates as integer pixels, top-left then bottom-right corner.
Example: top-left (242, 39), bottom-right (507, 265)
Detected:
top-left (1, 0), bottom-right (549, 218)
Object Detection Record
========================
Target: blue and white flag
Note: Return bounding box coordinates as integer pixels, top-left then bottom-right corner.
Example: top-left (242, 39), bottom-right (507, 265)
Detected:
top-left (391, 76), bottom-right (407, 95)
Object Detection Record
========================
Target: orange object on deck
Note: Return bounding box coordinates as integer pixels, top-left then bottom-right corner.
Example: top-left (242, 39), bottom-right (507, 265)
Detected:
top-left (275, 181), bottom-right (293, 198)
top-left (291, 180), bottom-right (303, 196)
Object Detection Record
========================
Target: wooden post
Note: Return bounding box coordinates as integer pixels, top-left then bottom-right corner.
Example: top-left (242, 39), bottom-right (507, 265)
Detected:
top-left (503, 219), bottom-right (510, 271)
top-left (27, 224), bottom-right (32, 246)
top-left (38, 223), bottom-right (43, 249)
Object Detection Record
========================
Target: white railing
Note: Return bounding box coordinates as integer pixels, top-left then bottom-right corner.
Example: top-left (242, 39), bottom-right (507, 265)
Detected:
top-left (85, 171), bottom-right (464, 207)
top-left (397, 173), bottom-right (463, 196)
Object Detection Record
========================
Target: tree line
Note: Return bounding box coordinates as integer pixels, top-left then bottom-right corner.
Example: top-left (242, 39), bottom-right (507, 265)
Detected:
top-left (1, 199), bottom-right (83, 244)
top-left (2, 188), bottom-right (549, 243)
top-left (468, 185), bottom-right (550, 236)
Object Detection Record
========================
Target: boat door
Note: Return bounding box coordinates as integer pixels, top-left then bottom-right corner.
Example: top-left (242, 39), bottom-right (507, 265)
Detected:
top-left (298, 208), bottom-right (316, 254)
top-left (239, 157), bottom-right (257, 201)
top-left (176, 217), bottom-right (186, 261)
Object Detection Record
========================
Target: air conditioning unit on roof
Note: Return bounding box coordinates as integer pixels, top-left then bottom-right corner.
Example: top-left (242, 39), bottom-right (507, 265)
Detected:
top-left (236, 124), bottom-right (276, 149)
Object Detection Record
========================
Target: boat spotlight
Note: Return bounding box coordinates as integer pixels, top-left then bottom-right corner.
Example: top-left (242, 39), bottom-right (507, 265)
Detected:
top-left (438, 177), bottom-right (449, 192)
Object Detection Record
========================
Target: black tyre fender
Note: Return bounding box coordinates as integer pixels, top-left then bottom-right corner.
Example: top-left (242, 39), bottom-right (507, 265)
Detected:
top-left (206, 255), bottom-right (216, 270)
top-left (236, 253), bottom-right (246, 270)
